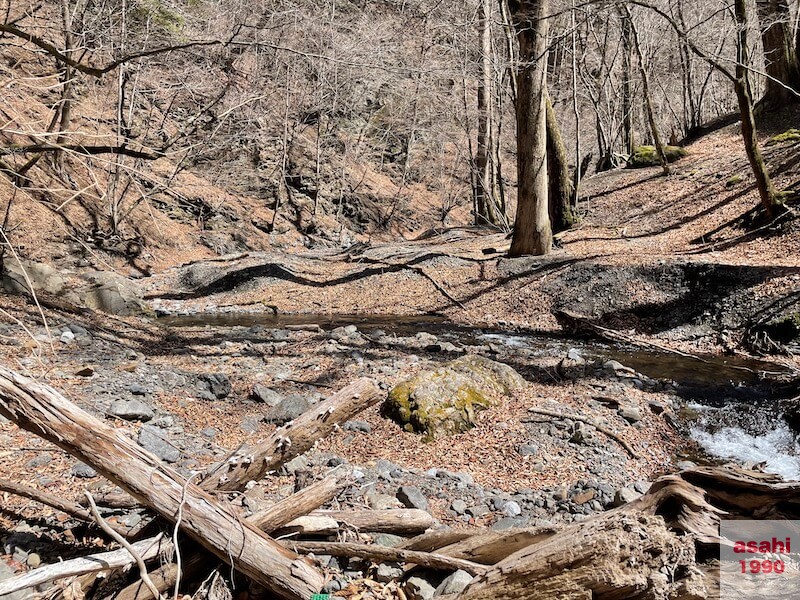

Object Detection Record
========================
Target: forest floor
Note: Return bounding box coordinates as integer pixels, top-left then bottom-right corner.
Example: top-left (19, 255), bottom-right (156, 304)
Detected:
top-left (1, 114), bottom-right (800, 596)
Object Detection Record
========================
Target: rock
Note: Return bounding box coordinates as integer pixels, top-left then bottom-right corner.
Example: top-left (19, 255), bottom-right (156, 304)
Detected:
top-left (372, 533), bottom-right (405, 547)
top-left (435, 570), bottom-right (473, 596)
top-left (384, 355), bottom-right (526, 439)
top-left (518, 444), bottom-right (538, 456)
top-left (109, 399), bottom-right (154, 422)
top-left (375, 562), bottom-right (404, 583)
top-left (567, 348), bottom-right (585, 363)
top-left (201, 427), bottom-right (218, 439)
top-left (263, 394), bottom-right (310, 424)
top-left (343, 420), bottom-right (372, 433)
top-left (502, 501), bottom-right (522, 517)
top-left (613, 487), bottom-right (641, 507)
top-left (128, 384), bottom-right (147, 396)
top-left (150, 415), bottom-right (175, 428)
top-left (676, 460), bottom-right (697, 470)
top-left (239, 417), bottom-right (260, 434)
top-left (67, 323), bottom-right (89, 336)
top-left (81, 271), bottom-right (150, 316)
top-left (138, 425), bottom-right (180, 463)
top-left (74, 366), bottom-right (94, 377)
top-left (466, 505), bottom-right (489, 517)
top-left (71, 463), bottom-right (97, 478)
top-left (2, 258), bottom-right (66, 297)
top-left (198, 373), bottom-right (231, 399)
top-left (492, 516), bottom-right (528, 530)
top-left (60, 330), bottom-right (75, 343)
top-left (450, 499), bottom-right (468, 515)
top-left (281, 455), bottom-right (308, 476)
top-left (251, 385), bottom-right (283, 406)
top-left (603, 360), bottom-right (636, 376)
top-left (26, 553), bottom-right (41, 569)
top-left (367, 492), bottom-right (400, 510)
top-left (397, 486), bottom-right (429, 511)
top-left (574, 489), bottom-right (595, 505)
top-left (0, 560), bottom-right (25, 598)
top-left (26, 453), bottom-right (53, 468)
top-left (618, 405), bottom-right (642, 423)
top-left (405, 576), bottom-right (437, 600)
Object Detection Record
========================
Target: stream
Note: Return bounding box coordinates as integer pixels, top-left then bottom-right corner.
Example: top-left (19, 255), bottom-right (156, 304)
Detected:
top-left (159, 312), bottom-right (800, 480)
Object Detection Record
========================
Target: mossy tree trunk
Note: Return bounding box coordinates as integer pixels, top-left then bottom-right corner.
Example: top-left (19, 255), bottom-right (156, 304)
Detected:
top-left (756, 0), bottom-right (800, 109)
top-left (508, 0), bottom-right (552, 257)
top-left (735, 0), bottom-right (781, 217)
top-left (621, 5), bottom-right (669, 176)
top-left (545, 96), bottom-right (576, 233)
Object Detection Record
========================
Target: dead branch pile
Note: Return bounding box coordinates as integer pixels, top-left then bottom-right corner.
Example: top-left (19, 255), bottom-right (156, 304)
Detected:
top-left (0, 366), bottom-right (797, 599)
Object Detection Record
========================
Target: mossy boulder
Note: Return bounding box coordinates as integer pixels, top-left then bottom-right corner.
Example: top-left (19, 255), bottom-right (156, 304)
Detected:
top-left (627, 145), bottom-right (688, 169)
top-left (383, 355), bottom-right (525, 440)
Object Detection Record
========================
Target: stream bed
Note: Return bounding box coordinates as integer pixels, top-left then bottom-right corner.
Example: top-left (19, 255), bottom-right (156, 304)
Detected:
top-left (159, 312), bottom-right (800, 479)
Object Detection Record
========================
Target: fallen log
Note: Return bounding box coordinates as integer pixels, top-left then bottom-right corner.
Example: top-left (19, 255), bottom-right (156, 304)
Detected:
top-left (0, 367), bottom-right (323, 600)
top-left (310, 508), bottom-right (435, 535)
top-left (398, 528), bottom-right (481, 553)
top-left (456, 468), bottom-right (751, 599)
top-left (0, 470), bottom-right (350, 598)
top-left (434, 526), bottom-right (560, 565)
top-left (202, 377), bottom-right (381, 491)
top-left (285, 541), bottom-right (487, 576)
top-left (0, 535), bottom-right (170, 598)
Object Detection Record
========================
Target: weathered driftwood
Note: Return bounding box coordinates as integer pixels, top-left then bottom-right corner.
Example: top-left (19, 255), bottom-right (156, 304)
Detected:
top-left (286, 541), bottom-right (487, 576)
top-left (399, 528), bottom-right (481, 553)
top-left (0, 535), bottom-right (170, 597)
top-left (276, 508), bottom-right (434, 537)
top-left (0, 367), bottom-right (323, 600)
top-left (1, 470), bottom-right (349, 599)
top-left (202, 377), bottom-right (381, 491)
top-left (455, 468), bottom-right (792, 599)
top-left (435, 526), bottom-right (560, 565)
top-left (0, 478), bottom-right (128, 536)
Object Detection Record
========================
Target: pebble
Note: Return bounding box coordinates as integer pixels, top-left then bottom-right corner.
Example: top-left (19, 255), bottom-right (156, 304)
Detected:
top-left (26, 554), bottom-right (41, 569)
top-left (198, 373), bottom-right (231, 399)
top-left (518, 444), bottom-right (538, 456)
top-left (613, 487), bottom-right (641, 507)
top-left (375, 562), bottom-right (404, 583)
top-left (250, 385), bottom-right (283, 406)
top-left (138, 425), bottom-right (180, 463)
top-left (60, 330), bottom-right (75, 343)
top-left (343, 420), bottom-right (372, 433)
top-left (502, 500), bottom-right (522, 517)
top-left (26, 453), bottom-right (53, 468)
top-left (450, 499), bottom-right (468, 515)
top-left (405, 576), bottom-right (436, 600)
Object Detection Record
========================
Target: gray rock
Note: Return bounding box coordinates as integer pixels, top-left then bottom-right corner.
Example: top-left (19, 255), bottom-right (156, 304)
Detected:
top-left (199, 373), bottom-right (231, 399)
top-left (367, 492), bottom-right (400, 510)
top-left (71, 463), bottom-right (97, 478)
top-left (128, 384), bottom-right (147, 396)
top-left (263, 394), bottom-right (310, 424)
top-left (397, 486), bottom-right (429, 511)
top-left (373, 533), bottom-right (405, 547)
top-left (281, 455), bottom-right (309, 475)
top-left (618, 405), bottom-right (642, 423)
top-left (81, 271), bottom-right (149, 316)
top-left (150, 415), bottom-right (175, 428)
top-left (465, 505), bottom-right (489, 517)
top-left (60, 330), bottom-right (75, 343)
top-left (566, 348), bottom-right (585, 363)
top-left (67, 323), bottom-right (89, 336)
top-left (613, 487), bottom-right (641, 507)
top-left (375, 562), bottom-right (404, 583)
top-left (603, 360), bottom-right (635, 376)
top-left (251, 385), bottom-right (283, 406)
top-left (138, 425), bottom-right (180, 463)
top-left (405, 576), bottom-right (437, 600)
top-left (518, 444), bottom-right (538, 456)
top-left (26, 453), bottom-right (53, 468)
top-left (450, 499), bottom-right (468, 515)
top-left (201, 427), bottom-right (218, 439)
top-left (109, 399), bottom-right (154, 422)
top-left (676, 460), bottom-right (697, 470)
top-left (239, 417), bottom-right (260, 434)
top-left (502, 501), bottom-right (522, 517)
top-left (492, 516), bottom-right (528, 530)
top-left (343, 420), bottom-right (372, 433)
top-left (435, 570), bottom-right (473, 596)
top-left (2, 258), bottom-right (66, 297)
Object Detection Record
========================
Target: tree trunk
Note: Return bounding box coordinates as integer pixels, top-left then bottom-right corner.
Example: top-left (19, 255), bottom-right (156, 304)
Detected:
top-left (545, 96), bottom-right (576, 233)
top-left (756, 0), bottom-right (800, 108)
top-left (735, 0), bottom-right (781, 216)
top-left (508, 0), bottom-right (552, 257)
top-left (476, 0), bottom-right (500, 226)
top-left (620, 8), bottom-right (635, 155)
top-left (622, 6), bottom-right (669, 175)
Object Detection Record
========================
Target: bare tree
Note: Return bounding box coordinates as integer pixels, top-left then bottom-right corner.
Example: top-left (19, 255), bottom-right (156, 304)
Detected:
top-left (508, 0), bottom-right (552, 257)
top-left (756, 0), bottom-right (800, 108)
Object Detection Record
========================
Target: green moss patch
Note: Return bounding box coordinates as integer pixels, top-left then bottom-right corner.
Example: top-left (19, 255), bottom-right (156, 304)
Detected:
top-left (766, 129), bottom-right (800, 147)
top-left (627, 145), bottom-right (688, 169)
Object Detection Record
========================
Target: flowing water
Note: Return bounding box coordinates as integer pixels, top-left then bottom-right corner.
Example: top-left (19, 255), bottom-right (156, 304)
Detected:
top-left (159, 312), bottom-right (799, 479)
